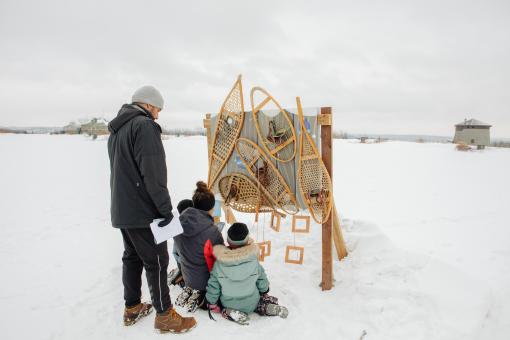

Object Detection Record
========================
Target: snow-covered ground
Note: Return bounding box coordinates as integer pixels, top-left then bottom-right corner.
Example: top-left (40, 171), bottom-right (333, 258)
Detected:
top-left (0, 134), bottom-right (509, 340)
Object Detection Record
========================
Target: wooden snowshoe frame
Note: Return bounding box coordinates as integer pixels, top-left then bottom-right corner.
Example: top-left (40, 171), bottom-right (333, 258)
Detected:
top-left (218, 172), bottom-right (273, 214)
top-left (235, 138), bottom-right (299, 215)
top-left (296, 97), bottom-right (333, 224)
top-left (250, 87), bottom-right (297, 163)
top-left (207, 75), bottom-right (245, 189)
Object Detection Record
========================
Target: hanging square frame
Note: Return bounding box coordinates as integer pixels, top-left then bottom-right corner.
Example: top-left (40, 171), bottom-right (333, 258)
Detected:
top-left (292, 215), bottom-right (310, 233)
top-left (285, 245), bottom-right (304, 265)
top-left (270, 211), bottom-right (281, 232)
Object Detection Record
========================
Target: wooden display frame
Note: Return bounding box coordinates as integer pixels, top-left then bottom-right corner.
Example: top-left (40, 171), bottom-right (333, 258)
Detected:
top-left (204, 80), bottom-right (348, 291)
top-left (292, 215), bottom-right (310, 233)
top-left (270, 211), bottom-right (281, 232)
top-left (285, 245), bottom-right (304, 265)
top-left (258, 240), bottom-right (272, 262)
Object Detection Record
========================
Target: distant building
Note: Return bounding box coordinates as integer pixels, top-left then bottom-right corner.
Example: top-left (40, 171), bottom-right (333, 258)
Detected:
top-left (453, 118), bottom-right (491, 147)
top-left (80, 118), bottom-right (109, 136)
top-left (63, 122), bottom-right (81, 134)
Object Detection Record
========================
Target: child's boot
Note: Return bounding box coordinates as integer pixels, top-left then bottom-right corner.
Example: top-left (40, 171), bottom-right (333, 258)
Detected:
top-left (175, 286), bottom-right (193, 307)
top-left (222, 308), bottom-right (250, 325)
top-left (265, 304), bottom-right (289, 318)
top-left (184, 289), bottom-right (205, 313)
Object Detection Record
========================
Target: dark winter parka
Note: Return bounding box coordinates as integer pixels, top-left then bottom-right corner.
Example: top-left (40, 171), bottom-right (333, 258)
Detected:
top-left (107, 104), bottom-right (172, 228)
top-left (174, 207), bottom-right (225, 291)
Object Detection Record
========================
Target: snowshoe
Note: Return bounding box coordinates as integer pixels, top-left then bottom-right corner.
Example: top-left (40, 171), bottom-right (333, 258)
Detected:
top-left (175, 286), bottom-right (193, 307)
top-left (222, 308), bottom-right (250, 325)
top-left (265, 304), bottom-right (288, 318)
top-left (184, 289), bottom-right (205, 313)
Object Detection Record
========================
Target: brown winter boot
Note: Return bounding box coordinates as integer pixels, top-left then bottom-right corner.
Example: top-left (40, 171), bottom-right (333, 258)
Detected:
top-left (123, 302), bottom-right (153, 326)
top-left (154, 307), bottom-right (197, 334)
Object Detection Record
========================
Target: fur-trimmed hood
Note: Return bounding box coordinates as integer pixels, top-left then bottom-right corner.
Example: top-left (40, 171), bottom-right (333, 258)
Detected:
top-left (212, 240), bottom-right (259, 282)
top-left (213, 239), bottom-right (258, 264)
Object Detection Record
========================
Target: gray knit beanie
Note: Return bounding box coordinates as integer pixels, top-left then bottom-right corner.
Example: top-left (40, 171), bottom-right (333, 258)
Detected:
top-left (132, 85), bottom-right (164, 110)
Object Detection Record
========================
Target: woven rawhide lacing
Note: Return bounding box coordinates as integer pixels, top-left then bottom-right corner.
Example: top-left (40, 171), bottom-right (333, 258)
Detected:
top-left (296, 97), bottom-right (333, 224)
top-left (208, 75), bottom-right (245, 190)
top-left (218, 173), bottom-right (273, 214)
top-left (235, 138), bottom-right (299, 215)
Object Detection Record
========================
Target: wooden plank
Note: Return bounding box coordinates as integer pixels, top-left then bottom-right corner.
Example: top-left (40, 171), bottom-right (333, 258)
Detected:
top-left (332, 201), bottom-right (348, 260)
top-left (320, 106), bottom-right (333, 291)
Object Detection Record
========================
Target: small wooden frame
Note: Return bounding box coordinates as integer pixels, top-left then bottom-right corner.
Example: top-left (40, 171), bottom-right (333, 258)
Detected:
top-left (285, 245), bottom-right (304, 265)
top-left (270, 211), bottom-right (281, 232)
top-left (257, 240), bottom-right (271, 261)
top-left (292, 215), bottom-right (310, 233)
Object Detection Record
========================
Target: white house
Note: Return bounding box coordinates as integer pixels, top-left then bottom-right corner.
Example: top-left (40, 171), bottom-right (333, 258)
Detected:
top-left (453, 118), bottom-right (491, 146)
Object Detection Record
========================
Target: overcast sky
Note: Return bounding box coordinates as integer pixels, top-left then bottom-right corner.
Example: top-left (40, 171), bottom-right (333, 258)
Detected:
top-left (1, 0), bottom-right (509, 137)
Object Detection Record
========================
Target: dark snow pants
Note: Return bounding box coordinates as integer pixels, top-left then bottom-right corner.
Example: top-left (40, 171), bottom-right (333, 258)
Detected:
top-left (120, 228), bottom-right (171, 313)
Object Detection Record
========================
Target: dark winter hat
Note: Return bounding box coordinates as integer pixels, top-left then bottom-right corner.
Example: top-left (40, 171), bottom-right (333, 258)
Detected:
top-left (192, 181), bottom-right (215, 212)
top-left (227, 223), bottom-right (249, 246)
top-left (177, 199), bottom-right (193, 214)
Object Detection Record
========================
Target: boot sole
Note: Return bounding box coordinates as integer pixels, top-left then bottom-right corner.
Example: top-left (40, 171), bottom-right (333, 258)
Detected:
top-left (124, 307), bottom-right (153, 326)
top-left (155, 322), bottom-right (197, 334)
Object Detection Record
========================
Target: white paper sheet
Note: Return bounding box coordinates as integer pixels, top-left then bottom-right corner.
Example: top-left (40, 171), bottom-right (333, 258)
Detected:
top-left (150, 212), bottom-right (183, 244)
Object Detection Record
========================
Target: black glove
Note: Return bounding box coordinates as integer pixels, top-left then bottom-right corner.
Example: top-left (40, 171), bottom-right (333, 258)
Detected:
top-left (158, 213), bottom-right (174, 228)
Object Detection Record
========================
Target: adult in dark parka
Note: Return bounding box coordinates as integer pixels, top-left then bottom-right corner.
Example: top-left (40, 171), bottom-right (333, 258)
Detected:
top-left (107, 85), bottom-right (196, 334)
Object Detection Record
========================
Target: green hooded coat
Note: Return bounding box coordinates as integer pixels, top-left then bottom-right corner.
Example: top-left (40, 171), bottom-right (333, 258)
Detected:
top-left (205, 240), bottom-right (269, 313)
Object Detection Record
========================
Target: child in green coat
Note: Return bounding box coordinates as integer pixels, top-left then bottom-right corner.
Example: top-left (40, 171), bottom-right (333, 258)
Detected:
top-left (205, 223), bottom-right (288, 325)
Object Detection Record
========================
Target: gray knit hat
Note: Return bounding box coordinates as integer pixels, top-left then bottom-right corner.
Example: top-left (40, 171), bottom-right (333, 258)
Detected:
top-left (132, 85), bottom-right (164, 110)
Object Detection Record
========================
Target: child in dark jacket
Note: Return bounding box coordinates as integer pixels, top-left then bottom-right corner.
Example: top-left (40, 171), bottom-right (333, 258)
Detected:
top-left (173, 181), bottom-right (225, 312)
top-left (167, 199), bottom-right (194, 287)
top-left (205, 223), bottom-right (288, 325)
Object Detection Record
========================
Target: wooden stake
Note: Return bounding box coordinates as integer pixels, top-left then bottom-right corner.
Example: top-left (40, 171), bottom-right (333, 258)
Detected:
top-left (320, 106), bottom-right (333, 290)
top-left (332, 200), bottom-right (348, 260)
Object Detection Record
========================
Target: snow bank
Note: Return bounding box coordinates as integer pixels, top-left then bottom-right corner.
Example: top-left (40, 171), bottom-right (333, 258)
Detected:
top-left (0, 135), bottom-right (508, 340)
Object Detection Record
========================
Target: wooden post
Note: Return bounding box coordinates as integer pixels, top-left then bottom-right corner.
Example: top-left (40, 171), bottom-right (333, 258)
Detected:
top-left (320, 107), bottom-right (333, 290)
top-left (203, 113), bottom-right (212, 164)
